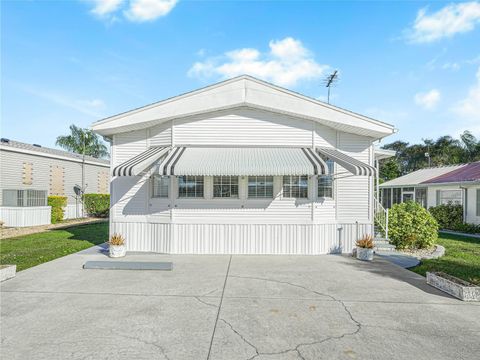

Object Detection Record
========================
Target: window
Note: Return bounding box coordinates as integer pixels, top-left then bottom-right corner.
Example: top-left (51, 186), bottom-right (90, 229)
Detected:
top-left (283, 176), bottom-right (308, 198)
top-left (213, 176), bottom-right (239, 198)
top-left (2, 189), bottom-right (47, 207)
top-left (248, 176), bottom-right (274, 198)
top-left (318, 159), bottom-right (334, 198)
top-left (152, 175), bottom-right (169, 198)
top-left (438, 190), bottom-right (462, 205)
top-left (178, 176), bottom-right (204, 198)
top-left (415, 188), bottom-right (427, 208)
top-left (392, 188), bottom-right (402, 205)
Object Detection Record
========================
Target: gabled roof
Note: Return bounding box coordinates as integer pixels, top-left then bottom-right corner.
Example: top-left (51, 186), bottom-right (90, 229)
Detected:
top-left (0, 139), bottom-right (110, 167)
top-left (423, 161), bottom-right (480, 184)
top-left (379, 164), bottom-right (466, 187)
top-left (91, 75), bottom-right (396, 139)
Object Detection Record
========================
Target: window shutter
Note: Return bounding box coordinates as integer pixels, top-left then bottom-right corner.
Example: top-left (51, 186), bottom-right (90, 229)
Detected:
top-left (436, 190), bottom-right (440, 206)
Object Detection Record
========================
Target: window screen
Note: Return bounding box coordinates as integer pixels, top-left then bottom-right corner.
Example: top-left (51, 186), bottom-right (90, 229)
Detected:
top-left (248, 176), bottom-right (274, 198)
top-left (213, 176), bottom-right (239, 198)
top-left (178, 176), bottom-right (204, 198)
top-left (152, 175), bottom-right (169, 198)
top-left (283, 176), bottom-right (308, 198)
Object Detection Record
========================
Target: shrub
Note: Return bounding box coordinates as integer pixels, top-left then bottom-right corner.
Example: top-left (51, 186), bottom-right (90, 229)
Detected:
top-left (83, 193), bottom-right (110, 218)
top-left (388, 201), bottom-right (438, 249)
top-left (429, 203), bottom-right (463, 230)
top-left (109, 233), bottom-right (125, 246)
top-left (356, 234), bottom-right (374, 249)
top-left (452, 222), bottom-right (480, 234)
top-left (47, 196), bottom-right (67, 224)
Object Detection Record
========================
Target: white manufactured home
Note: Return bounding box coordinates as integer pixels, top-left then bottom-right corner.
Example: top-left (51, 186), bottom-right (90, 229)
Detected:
top-left (92, 76), bottom-right (396, 254)
top-left (0, 139), bottom-right (110, 226)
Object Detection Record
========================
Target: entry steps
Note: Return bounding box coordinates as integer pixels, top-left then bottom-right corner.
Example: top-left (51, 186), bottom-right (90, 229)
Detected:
top-left (373, 237), bottom-right (396, 253)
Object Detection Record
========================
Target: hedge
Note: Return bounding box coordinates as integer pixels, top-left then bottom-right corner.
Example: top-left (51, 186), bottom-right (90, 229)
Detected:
top-left (388, 201), bottom-right (438, 249)
top-left (83, 193), bottom-right (110, 218)
top-left (428, 204), bottom-right (463, 230)
top-left (47, 196), bottom-right (67, 224)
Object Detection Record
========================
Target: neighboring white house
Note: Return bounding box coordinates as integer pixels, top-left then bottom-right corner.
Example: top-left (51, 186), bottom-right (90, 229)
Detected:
top-left (0, 139), bottom-right (110, 226)
top-left (92, 75), bottom-right (396, 254)
top-left (379, 161), bottom-right (480, 225)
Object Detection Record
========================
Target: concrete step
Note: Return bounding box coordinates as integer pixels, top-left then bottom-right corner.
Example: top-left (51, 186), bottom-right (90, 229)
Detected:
top-left (374, 243), bottom-right (396, 252)
top-left (374, 239), bottom-right (390, 245)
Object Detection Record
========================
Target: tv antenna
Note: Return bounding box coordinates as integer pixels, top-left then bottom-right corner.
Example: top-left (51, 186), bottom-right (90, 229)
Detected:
top-left (323, 70), bottom-right (339, 104)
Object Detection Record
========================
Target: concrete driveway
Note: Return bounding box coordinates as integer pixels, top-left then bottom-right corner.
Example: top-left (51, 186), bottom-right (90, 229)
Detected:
top-left (1, 246), bottom-right (479, 360)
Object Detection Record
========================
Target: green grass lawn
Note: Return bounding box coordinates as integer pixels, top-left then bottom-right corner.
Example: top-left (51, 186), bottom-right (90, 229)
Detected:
top-left (411, 232), bottom-right (480, 286)
top-left (0, 222), bottom-right (108, 271)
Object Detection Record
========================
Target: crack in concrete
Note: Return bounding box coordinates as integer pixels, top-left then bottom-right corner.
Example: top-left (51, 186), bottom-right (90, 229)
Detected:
top-left (222, 274), bottom-right (362, 360)
top-left (194, 296), bottom-right (219, 308)
top-left (117, 333), bottom-right (172, 360)
top-left (220, 318), bottom-right (260, 358)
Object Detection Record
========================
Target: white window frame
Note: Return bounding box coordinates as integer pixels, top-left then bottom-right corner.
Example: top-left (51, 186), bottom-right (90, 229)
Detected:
top-left (438, 189), bottom-right (463, 205)
top-left (317, 159), bottom-right (334, 199)
top-left (282, 175), bottom-right (308, 199)
top-left (213, 176), bottom-right (239, 199)
top-left (248, 176), bottom-right (274, 199)
top-left (151, 175), bottom-right (170, 198)
top-left (178, 176), bottom-right (204, 199)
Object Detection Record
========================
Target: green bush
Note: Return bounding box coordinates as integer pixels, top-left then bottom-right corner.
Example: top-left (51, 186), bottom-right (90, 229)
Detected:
top-left (83, 193), bottom-right (110, 218)
top-left (48, 196), bottom-right (67, 224)
top-left (388, 201), bottom-right (438, 249)
top-left (429, 203), bottom-right (463, 230)
top-left (452, 222), bottom-right (480, 234)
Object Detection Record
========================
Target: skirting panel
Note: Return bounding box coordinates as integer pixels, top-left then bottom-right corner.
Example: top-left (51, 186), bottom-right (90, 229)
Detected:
top-left (111, 222), bottom-right (373, 254)
top-left (0, 206), bottom-right (51, 227)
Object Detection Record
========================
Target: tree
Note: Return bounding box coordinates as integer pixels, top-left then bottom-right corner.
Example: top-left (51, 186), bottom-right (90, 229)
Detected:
top-left (460, 130), bottom-right (480, 162)
top-left (56, 124), bottom-right (109, 159)
top-left (379, 158), bottom-right (400, 182)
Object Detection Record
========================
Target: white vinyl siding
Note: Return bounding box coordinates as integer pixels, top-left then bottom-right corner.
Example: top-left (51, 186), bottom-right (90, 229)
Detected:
top-left (0, 150), bottom-right (109, 206)
top-left (335, 132), bottom-right (372, 222)
top-left (149, 121), bottom-right (172, 146)
top-left (477, 189), bottom-right (480, 217)
top-left (174, 109), bottom-right (313, 146)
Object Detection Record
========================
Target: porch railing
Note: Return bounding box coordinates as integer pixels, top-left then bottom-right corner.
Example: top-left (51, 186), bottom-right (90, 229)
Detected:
top-left (374, 197), bottom-right (388, 239)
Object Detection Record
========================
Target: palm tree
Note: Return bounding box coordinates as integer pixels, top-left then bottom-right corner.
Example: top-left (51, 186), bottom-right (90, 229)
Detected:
top-left (56, 124), bottom-right (109, 159)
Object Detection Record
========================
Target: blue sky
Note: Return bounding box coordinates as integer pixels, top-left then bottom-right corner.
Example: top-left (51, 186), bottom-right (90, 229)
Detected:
top-left (2, 0), bottom-right (480, 149)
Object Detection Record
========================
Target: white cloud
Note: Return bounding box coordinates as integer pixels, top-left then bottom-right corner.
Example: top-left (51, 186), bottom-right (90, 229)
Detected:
top-left (414, 89), bottom-right (441, 110)
top-left (188, 37), bottom-right (329, 87)
top-left (90, 0), bottom-right (124, 16)
top-left (452, 66), bottom-right (480, 120)
top-left (86, 0), bottom-right (177, 22)
top-left (124, 0), bottom-right (177, 22)
top-left (406, 1), bottom-right (480, 43)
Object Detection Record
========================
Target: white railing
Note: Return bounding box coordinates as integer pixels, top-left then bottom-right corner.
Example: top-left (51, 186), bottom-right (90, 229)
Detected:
top-left (374, 198), bottom-right (388, 239)
top-left (0, 206), bottom-right (51, 227)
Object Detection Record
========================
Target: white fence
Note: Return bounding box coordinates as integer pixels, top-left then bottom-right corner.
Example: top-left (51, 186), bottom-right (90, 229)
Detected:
top-left (0, 206), bottom-right (51, 227)
top-left (64, 203), bottom-right (85, 220)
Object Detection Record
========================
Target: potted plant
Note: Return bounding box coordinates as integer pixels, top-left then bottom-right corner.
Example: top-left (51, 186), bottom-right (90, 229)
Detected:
top-left (356, 234), bottom-right (374, 261)
top-left (108, 233), bottom-right (126, 258)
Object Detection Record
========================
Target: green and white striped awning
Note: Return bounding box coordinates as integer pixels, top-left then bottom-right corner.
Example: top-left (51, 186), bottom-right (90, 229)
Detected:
top-left (158, 147), bottom-right (328, 176)
top-left (316, 147), bottom-right (376, 176)
top-left (112, 147), bottom-right (169, 176)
